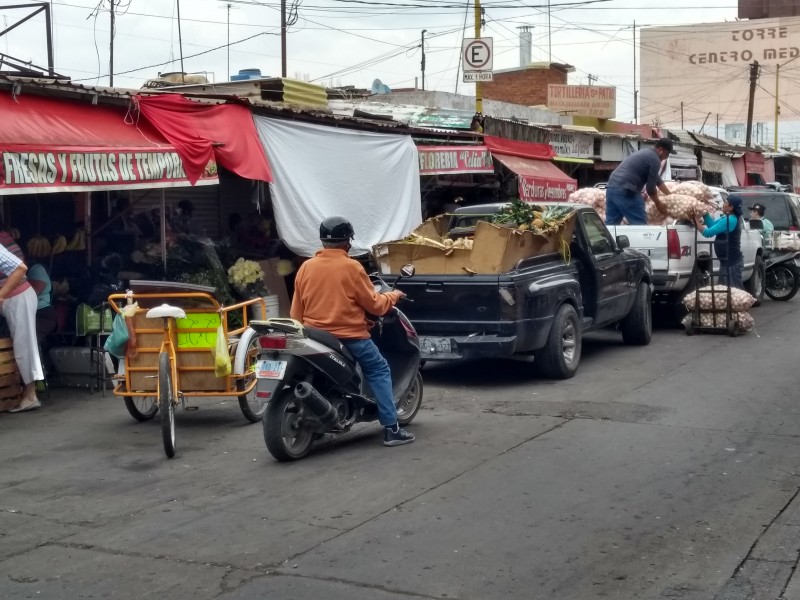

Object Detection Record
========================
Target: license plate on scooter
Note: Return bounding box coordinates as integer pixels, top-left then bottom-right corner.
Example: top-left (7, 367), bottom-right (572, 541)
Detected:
top-left (256, 360), bottom-right (287, 380)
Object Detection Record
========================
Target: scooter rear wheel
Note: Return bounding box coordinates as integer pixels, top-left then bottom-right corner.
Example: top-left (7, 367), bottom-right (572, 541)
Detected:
top-left (397, 372), bottom-right (423, 426)
top-left (766, 263), bottom-right (800, 301)
top-left (264, 389), bottom-right (315, 461)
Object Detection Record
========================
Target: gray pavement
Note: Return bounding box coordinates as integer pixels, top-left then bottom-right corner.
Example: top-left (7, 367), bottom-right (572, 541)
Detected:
top-left (3, 300), bottom-right (800, 599)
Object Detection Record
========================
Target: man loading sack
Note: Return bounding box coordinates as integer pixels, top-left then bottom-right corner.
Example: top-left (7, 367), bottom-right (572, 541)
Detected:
top-left (604, 138), bottom-right (677, 225)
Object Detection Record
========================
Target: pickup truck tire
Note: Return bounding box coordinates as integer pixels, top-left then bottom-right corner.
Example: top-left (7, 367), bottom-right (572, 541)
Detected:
top-left (536, 304), bottom-right (581, 379)
top-left (621, 282), bottom-right (653, 346)
top-left (745, 254), bottom-right (765, 306)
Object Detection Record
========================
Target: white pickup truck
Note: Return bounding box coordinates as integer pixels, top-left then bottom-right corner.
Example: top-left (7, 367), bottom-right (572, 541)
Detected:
top-left (606, 188), bottom-right (765, 306)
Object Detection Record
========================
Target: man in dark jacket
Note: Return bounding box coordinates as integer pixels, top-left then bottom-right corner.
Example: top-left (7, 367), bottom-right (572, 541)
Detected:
top-left (605, 138), bottom-right (676, 225)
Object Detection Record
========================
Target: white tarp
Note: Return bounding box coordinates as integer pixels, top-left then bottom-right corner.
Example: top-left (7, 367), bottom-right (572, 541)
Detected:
top-left (253, 117), bottom-right (421, 257)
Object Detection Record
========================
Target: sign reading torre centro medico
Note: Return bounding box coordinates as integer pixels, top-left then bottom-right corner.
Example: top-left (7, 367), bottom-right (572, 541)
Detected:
top-left (640, 16), bottom-right (800, 125)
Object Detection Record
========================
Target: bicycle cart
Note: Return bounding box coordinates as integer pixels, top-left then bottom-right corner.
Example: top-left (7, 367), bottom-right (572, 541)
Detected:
top-left (108, 283), bottom-right (267, 458)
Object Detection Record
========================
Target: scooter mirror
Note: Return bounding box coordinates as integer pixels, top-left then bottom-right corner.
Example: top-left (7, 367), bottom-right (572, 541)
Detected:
top-left (400, 264), bottom-right (416, 278)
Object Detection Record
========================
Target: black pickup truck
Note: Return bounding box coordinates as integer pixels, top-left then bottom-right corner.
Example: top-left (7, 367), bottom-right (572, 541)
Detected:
top-left (398, 203), bottom-right (653, 379)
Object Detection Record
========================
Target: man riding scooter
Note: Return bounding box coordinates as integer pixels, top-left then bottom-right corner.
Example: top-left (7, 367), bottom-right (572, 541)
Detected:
top-left (290, 217), bottom-right (417, 447)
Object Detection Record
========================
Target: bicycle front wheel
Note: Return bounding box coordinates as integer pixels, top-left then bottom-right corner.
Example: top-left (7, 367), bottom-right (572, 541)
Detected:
top-left (159, 351), bottom-right (176, 458)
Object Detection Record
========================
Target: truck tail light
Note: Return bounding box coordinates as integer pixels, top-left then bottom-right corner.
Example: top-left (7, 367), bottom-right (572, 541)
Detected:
top-left (791, 226), bottom-right (799, 231)
top-left (667, 229), bottom-right (681, 260)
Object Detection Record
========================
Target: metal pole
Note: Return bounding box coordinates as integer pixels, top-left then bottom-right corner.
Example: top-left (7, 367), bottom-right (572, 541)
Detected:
top-left (633, 20), bottom-right (637, 124)
top-left (475, 0), bottom-right (482, 114)
top-left (547, 0), bottom-right (551, 61)
top-left (227, 2), bottom-right (231, 81)
top-left (281, 0), bottom-right (287, 77)
top-left (176, 0), bottom-right (185, 82)
top-left (161, 189), bottom-right (167, 274)
top-left (681, 102), bottom-right (684, 129)
top-left (746, 61), bottom-right (760, 148)
top-left (44, 2), bottom-right (54, 76)
top-left (109, 0), bottom-right (115, 86)
top-left (421, 29), bottom-right (427, 91)
top-left (775, 64), bottom-right (780, 149)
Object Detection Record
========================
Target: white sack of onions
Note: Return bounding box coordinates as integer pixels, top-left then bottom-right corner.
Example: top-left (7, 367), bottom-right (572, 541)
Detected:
top-left (682, 311), bottom-right (754, 331)
top-left (682, 285), bottom-right (757, 312)
top-left (660, 193), bottom-right (709, 221)
top-left (666, 181), bottom-right (714, 202)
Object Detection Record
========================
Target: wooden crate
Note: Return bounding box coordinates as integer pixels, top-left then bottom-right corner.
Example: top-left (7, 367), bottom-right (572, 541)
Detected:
top-left (0, 337), bottom-right (23, 411)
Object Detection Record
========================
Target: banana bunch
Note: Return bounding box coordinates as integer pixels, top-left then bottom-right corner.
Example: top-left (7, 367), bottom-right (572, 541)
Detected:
top-left (51, 235), bottom-right (67, 255)
top-left (65, 228), bottom-right (86, 251)
top-left (27, 235), bottom-right (51, 259)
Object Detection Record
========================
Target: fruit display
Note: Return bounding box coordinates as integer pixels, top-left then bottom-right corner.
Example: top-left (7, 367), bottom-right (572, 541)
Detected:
top-left (490, 199), bottom-right (575, 234)
top-left (26, 235), bottom-right (51, 258)
top-left (65, 228), bottom-right (86, 251)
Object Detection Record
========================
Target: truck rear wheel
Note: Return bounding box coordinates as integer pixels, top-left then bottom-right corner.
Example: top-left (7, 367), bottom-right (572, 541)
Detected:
top-left (745, 254), bottom-right (765, 306)
top-left (621, 282), bottom-right (652, 346)
top-left (536, 304), bottom-right (581, 379)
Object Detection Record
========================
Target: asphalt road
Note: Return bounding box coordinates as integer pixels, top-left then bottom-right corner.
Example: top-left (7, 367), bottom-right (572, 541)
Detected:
top-left (3, 299), bottom-right (800, 599)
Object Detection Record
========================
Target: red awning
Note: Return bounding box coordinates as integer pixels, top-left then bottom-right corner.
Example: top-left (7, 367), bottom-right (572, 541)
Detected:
top-left (0, 92), bottom-right (212, 195)
top-left (134, 95), bottom-right (272, 185)
top-left (484, 135), bottom-right (555, 160)
top-left (493, 153), bottom-right (577, 202)
top-left (744, 151), bottom-right (765, 175)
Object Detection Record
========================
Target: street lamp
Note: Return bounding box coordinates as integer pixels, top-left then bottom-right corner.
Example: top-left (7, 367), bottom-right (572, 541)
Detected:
top-left (774, 54), bottom-right (800, 150)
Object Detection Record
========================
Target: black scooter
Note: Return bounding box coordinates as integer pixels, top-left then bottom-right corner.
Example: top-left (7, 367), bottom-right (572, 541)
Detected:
top-left (251, 266), bottom-right (422, 461)
top-left (765, 250), bottom-right (800, 301)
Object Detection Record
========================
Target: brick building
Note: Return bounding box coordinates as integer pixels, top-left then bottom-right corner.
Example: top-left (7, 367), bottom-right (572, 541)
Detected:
top-left (482, 63), bottom-right (575, 107)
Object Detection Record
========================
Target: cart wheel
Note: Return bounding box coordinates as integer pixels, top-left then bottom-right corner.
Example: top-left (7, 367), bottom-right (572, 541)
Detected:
top-left (728, 322), bottom-right (739, 338)
top-left (158, 352), bottom-right (176, 459)
top-left (234, 327), bottom-right (266, 423)
top-left (124, 396), bottom-right (158, 421)
top-left (684, 320), bottom-right (695, 336)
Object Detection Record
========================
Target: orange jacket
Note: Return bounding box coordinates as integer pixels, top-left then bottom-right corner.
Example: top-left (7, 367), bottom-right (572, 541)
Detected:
top-left (290, 249), bottom-right (402, 340)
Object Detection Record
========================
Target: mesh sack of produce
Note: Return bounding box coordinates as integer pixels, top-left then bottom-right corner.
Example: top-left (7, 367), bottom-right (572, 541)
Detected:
top-left (645, 200), bottom-right (670, 226)
top-left (682, 285), bottom-right (757, 311)
top-left (682, 311), bottom-right (754, 331)
top-left (660, 194), bottom-right (709, 220)
top-left (666, 181), bottom-right (714, 202)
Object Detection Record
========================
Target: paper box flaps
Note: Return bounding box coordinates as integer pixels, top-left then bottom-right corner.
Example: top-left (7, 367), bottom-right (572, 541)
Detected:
top-left (373, 213), bottom-right (577, 275)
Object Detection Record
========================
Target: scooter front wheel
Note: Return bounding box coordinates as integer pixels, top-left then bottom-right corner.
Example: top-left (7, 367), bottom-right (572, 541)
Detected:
top-left (264, 388), bottom-right (315, 462)
top-left (766, 263), bottom-right (800, 301)
top-left (397, 372), bottom-right (423, 426)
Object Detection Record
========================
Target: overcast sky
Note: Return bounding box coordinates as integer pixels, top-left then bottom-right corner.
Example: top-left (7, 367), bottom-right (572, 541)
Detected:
top-left (4, 0), bottom-right (799, 146)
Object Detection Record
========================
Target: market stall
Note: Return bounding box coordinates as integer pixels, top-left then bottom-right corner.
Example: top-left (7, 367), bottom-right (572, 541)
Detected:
top-left (485, 136), bottom-right (578, 202)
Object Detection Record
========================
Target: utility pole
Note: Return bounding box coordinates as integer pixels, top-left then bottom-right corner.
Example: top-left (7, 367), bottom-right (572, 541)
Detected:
top-left (176, 0), bottom-right (185, 82)
top-left (716, 113), bottom-right (719, 138)
top-left (745, 61), bottom-right (760, 148)
top-left (421, 29), bottom-right (427, 91)
top-left (475, 0), bottom-right (483, 115)
top-left (226, 2), bottom-right (231, 81)
top-left (109, 0), bottom-right (115, 86)
top-left (680, 102), bottom-right (684, 129)
top-left (587, 74), bottom-right (596, 86)
top-left (281, 0), bottom-right (287, 77)
top-left (547, 0), bottom-right (551, 61)
top-left (633, 20), bottom-right (637, 124)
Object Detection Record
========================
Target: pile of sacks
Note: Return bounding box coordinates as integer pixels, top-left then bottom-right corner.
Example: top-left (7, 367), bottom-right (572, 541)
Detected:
top-left (681, 285), bottom-right (756, 332)
top-left (567, 180), bottom-right (716, 225)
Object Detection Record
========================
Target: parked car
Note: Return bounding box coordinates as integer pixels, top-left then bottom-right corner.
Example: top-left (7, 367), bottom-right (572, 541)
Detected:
top-left (725, 188), bottom-right (800, 231)
top-left (396, 204), bottom-right (653, 379)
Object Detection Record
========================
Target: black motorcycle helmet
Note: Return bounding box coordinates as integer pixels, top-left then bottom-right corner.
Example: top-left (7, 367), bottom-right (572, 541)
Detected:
top-left (319, 216), bottom-right (355, 242)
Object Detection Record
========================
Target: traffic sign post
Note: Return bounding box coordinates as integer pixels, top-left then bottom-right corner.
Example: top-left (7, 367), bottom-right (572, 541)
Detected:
top-left (462, 37), bottom-right (493, 84)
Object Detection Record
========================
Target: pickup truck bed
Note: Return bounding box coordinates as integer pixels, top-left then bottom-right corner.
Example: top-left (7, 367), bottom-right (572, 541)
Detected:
top-left (398, 205), bottom-right (654, 379)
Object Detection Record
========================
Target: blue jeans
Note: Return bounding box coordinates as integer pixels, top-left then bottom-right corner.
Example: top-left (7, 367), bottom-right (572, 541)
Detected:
top-left (341, 339), bottom-right (397, 427)
top-left (605, 187), bottom-right (647, 225)
top-left (719, 256), bottom-right (744, 290)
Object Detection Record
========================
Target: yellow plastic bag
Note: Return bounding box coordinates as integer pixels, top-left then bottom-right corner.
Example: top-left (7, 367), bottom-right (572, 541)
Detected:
top-left (213, 324), bottom-right (231, 377)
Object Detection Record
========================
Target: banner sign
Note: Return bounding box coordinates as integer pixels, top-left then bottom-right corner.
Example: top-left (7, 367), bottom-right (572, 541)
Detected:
top-left (518, 176), bottom-right (577, 202)
top-left (547, 85), bottom-right (617, 119)
top-left (549, 131), bottom-right (595, 159)
top-left (0, 148), bottom-right (217, 193)
top-left (417, 145), bottom-right (494, 176)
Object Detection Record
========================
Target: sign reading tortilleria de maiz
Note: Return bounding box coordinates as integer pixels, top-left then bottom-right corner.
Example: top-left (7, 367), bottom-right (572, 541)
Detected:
top-left (0, 148), bottom-right (217, 193)
top-left (417, 145), bottom-right (494, 175)
top-left (547, 85), bottom-right (617, 119)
